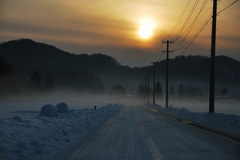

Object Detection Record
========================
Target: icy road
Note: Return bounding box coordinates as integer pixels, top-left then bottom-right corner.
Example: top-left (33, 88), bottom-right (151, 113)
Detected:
top-left (58, 105), bottom-right (240, 160)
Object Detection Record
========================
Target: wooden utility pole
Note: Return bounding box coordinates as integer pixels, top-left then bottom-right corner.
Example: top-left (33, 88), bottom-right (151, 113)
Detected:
top-left (147, 70), bottom-right (150, 105)
top-left (131, 86), bottom-right (134, 96)
top-left (162, 40), bottom-right (174, 108)
top-left (209, 0), bottom-right (218, 113)
top-left (144, 76), bottom-right (147, 104)
top-left (151, 62), bottom-right (156, 105)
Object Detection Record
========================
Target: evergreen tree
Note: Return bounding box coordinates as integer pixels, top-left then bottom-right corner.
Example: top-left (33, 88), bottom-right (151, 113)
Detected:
top-left (178, 84), bottom-right (185, 99)
top-left (112, 85), bottom-right (126, 95)
top-left (220, 88), bottom-right (228, 98)
top-left (138, 83), bottom-right (144, 97)
top-left (45, 75), bottom-right (55, 92)
top-left (0, 56), bottom-right (16, 94)
top-left (0, 56), bottom-right (11, 77)
top-left (155, 81), bottom-right (163, 99)
top-left (170, 85), bottom-right (175, 99)
top-left (31, 71), bottom-right (42, 92)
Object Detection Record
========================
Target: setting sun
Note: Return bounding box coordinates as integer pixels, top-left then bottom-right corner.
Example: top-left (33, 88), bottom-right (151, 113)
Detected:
top-left (138, 18), bottom-right (155, 39)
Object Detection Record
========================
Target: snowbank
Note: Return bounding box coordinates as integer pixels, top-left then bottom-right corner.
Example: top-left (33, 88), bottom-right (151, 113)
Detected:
top-left (56, 102), bottom-right (69, 113)
top-left (149, 105), bottom-right (240, 140)
top-left (0, 103), bottom-right (121, 160)
top-left (39, 104), bottom-right (58, 117)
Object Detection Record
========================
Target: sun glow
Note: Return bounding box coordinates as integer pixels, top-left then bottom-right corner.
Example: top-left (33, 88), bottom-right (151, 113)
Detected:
top-left (138, 18), bottom-right (155, 39)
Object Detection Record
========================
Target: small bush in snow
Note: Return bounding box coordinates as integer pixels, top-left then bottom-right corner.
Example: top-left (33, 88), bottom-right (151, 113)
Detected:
top-left (56, 102), bottom-right (69, 113)
top-left (13, 116), bottom-right (22, 122)
top-left (39, 104), bottom-right (58, 117)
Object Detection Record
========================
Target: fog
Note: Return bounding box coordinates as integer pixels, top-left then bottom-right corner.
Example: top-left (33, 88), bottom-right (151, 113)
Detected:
top-left (0, 92), bottom-right (110, 111)
top-left (156, 99), bottom-right (240, 116)
top-left (0, 91), bottom-right (239, 118)
top-left (0, 90), bottom-right (140, 118)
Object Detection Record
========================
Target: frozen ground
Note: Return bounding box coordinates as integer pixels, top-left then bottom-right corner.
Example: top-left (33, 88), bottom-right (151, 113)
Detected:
top-left (156, 100), bottom-right (240, 116)
top-left (0, 94), bottom-right (240, 160)
top-left (0, 93), bottom-right (119, 118)
top-left (58, 105), bottom-right (240, 160)
top-left (149, 105), bottom-right (240, 140)
top-left (0, 103), bottom-right (121, 160)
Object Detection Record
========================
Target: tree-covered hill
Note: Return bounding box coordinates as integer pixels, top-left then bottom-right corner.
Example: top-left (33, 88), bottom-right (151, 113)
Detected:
top-left (1, 39), bottom-right (240, 96)
top-left (0, 39), bottom-right (121, 72)
top-left (152, 55), bottom-right (240, 95)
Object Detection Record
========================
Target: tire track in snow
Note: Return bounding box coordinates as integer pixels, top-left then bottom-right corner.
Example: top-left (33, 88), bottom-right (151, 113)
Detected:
top-left (134, 106), bottom-right (163, 160)
top-left (139, 125), bottom-right (163, 160)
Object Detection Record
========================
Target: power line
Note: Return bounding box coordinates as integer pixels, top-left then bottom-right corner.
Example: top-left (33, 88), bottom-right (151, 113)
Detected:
top-left (173, 0), bottom-right (209, 51)
top-left (153, 0), bottom-right (238, 63)
top-left (217, 0), bottom-right (238, 14)
top-left (153, 0), bottom-right (193, 63)
top-left (175, 14), bottom-right (212, 55)
top-left (174, 0), bottom-right (238, 55)
top-left (153, 41), bottom-right (163, 62)
top-left (172, 0), bottom-right (200, 42)
top-left (168, 0), bottom-right (223, 55)
top-left (164, 0), bottom-right (191, 41)
top-left (154, 0), bottom-right (205, 62)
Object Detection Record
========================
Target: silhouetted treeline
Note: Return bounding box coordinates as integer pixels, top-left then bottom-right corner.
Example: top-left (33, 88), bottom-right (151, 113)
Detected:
top-left (0, 39), bottom-right (142, 94)
top-left (0, 39), bottom-right (121, 72)
top-left (0, 61), bottom-right (104, 95)
top-left (142, 55), bottom-right (240, 97)
top-left (1, 39), bottom-right (240, 97)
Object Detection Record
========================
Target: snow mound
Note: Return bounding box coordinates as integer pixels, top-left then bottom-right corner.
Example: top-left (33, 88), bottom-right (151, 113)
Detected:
top-left (150, 105), bottom-right (240, 139)
top-left (0, 104), bottom-right (121, 160)
top-left (39, 104), bottom-right (58, 117)
top-left (13, 115), bottom-right (22, 122)
top-left (56, 102), bottom-right (69, 113)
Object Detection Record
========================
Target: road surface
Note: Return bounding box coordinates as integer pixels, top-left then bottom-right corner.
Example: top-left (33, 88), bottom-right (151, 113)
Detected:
top-left (59, 105), bottom-right (240, 160)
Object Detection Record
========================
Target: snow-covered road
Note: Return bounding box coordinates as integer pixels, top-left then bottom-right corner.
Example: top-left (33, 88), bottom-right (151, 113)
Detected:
top-left (58, 105), bottom-right (240, 160)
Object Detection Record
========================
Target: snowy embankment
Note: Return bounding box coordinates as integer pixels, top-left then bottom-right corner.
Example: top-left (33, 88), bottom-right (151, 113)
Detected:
top-left (0, 103), bottom-right (121, 160)
top-left (149, 105), bottom-right (240, 141)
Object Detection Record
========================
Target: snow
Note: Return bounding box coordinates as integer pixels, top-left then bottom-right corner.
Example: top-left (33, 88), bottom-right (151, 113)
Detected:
top-left (39, 104), bottom-right (58, 117)
top-left (0, 103), bottom-right (121, 160)
top-left (156, 100), bottom-right (240, 116)
top-left (56, 102), bottom-right (69, 113)
top-left (0, 94), bottom-right (240, 160)
top-left (149, 105), bottom-right (240, 140)
top-left (57, 105), bottom-right (240, 160)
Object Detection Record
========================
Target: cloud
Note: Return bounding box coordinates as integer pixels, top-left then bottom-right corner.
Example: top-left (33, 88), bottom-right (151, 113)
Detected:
top-left (0, 0), bottom-right (239, 67)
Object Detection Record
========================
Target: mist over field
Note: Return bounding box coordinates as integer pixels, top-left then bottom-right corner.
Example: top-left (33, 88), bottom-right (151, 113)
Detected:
top-left (1, 1), bottom-right (240, 159)
top-left (0, 89), bottom-right (239, 119)
top-left (156, 99), bottom-right (240, 116)
top-left (0, 39), bottom-right (240, 117)
top-left (0, 90), bottom-right (139, 117)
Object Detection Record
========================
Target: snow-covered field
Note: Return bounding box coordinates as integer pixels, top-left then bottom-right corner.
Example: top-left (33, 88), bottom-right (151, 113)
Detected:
top-left (0, 102), bottom-right (121, 160)
top-left (0, 93), bottom-right (116, 118)
top-left (149, 105), bottom-right (240, 141)
top-left (156, 100), bottom-right (240, 116)
top-left (0, 93), bottom-right (239, 160)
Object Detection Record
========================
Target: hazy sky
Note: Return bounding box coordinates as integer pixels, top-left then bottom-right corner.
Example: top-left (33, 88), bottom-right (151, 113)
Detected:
top-left (0, 0), bottom-right (239, 67)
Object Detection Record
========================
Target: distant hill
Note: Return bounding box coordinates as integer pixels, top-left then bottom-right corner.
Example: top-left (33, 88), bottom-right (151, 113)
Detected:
top-left (1, 39), bottom-right (240, 95)
top-left (154, 55), bottom-right (240, 80)
top-left (0, 39), bottom-right (138, 94)
top-left (0, 39), bottom-right (121, 72)
top-left (147, 55), bottom-right (240, 92)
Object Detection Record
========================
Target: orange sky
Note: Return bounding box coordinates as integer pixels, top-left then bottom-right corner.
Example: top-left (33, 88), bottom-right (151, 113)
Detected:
top-left (0, 0), bottom-right (239, 67)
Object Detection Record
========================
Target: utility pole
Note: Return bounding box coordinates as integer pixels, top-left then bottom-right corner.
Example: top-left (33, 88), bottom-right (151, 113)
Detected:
top-left (144, 76), bottom-right (147, 104)
top-left (209, 0), bottom-right (217, 113)
top-left (151, 62), bottom-right (156, 105)
top-left (141, 80), bottom-right (144, 104)
top-left (162, 40), bottom-right (174, 108)
top-left (131, 86), bottom-right (134, 96)
top-left (147, 70), bottom-right (150, 105)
